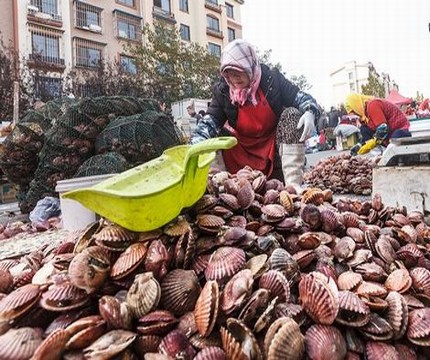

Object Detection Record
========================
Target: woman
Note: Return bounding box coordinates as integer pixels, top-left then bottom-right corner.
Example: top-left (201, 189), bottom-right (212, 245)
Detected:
top-left (191, 39), bottom-right (320, 187)
top-left (344, 93), bottom-right (411, 154)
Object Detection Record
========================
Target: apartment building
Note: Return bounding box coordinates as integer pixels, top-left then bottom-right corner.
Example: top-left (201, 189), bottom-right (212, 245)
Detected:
top-left (0, 0), bottom-right (244, 98)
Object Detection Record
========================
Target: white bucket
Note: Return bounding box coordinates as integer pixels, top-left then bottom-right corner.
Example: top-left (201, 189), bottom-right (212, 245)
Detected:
top-left (55, 174), bottom-right (115, 231)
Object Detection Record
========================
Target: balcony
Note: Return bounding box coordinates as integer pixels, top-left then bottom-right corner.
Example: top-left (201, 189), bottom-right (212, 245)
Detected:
top-left (27, 5), bottom-right (62, 27)
top-left (205, 1), bottom-right (222, 13)
top-left (28, 53), bottom-right (65, 70)
top-left (152, 6), bottom-right (176, 24)
top-left (206, 28), bottom-right (223, 39)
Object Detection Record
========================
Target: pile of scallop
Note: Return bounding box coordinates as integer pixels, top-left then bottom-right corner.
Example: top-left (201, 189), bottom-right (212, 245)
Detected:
top-left (304, 153), bottom-right (374, 195)
top-left (1, 166), bottom-right (430, 360)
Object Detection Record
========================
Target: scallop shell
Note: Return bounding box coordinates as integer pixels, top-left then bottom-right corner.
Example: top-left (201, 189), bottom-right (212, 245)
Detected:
top-left (301, 188), bottom-right (325, 205)
top-left (410, 267), bottom-right (430, 296)
top-left (0, 327), bottom-right (43, 360)
top-left (163, 216), bottom-right (191, 237)
top-left (111, 242), bottom-right (147, 280)
top-left (65, 315), bottom-right (107, 350)
top-left (384, 291), bottom-right (408, 340)
top-left (93, 224), bottom-right (135, 251)
top-left (99, 295), bottom-right (132, 330)
top-left (237, 181), bottom-right (255, 210)
top-left (126, 272), bottom-right (161, 318)
top-left (204, 247), bottom-right (246, 282)
top-left (264, 317), bottom-right (304, 360)
top-left (246, 254), bottom-right (268, 277)
top-left (279, 190), bottom-right (294, 215)
top-left (259, 270), bottom-right (290, 302)
top-left (221, 318), bottom-right (262, 360)
top-left (275, 303), bottom-right (306, 326)
top-left (407, 308), bottom-right (430, 346)
top-left (40, 283), bottom-right (89, 312)
top-left (194, 280), bottom-right (219, 337)
top-left (218, 193), bottom-right (241, 211)
top-left (341, 212), bottom-right (361, 228)
top-left (320, 208), bottom-right (339, 233)
top-left (336, 291), bottom-right (370, 327)
top-left (261, 204), bottom-right (287, 223)
top-left (221, 269), bottom-right (253, 315)
top-left (196, 214), bottom-right (225, 233)
top-left (346, 227), bottom-right (365, 243)
top-left (83, 330), bottom-right (137, 359)
top-left (0, 283), bottom-right (41, 322)
top-left (194, 346), bottom-right (226, 360)
top-left (333, 237), bottom-right (356, 261)
top-left (396, 243), bottom-right (422, 268)
top-left (298, 272), bottom-right (339, 325)
top-left (359, 313), bottom-right (393, 341)
top-left (305, 324), bottom-right (347, 360)
top-left (159, 329), bottom-right (196, 359)
top-left (269, 248), bottom-right (300, 284)
top-left (160, 269), bottom-right (201, 316)
top-left (31, 329), bottom-right (70, 360)
top-left (0, 269), bottom-right (13, 294)
top-left (356, 281), bottom-right (388, 298)
top-left (263, 189), bottom-right (280, 205)
top-left (133, 335), bottom-right (162, 357)
top-left (385, 269), bottom-right (412, 294)
top-left (300, 204), bottom-right (321, 230)
top-left (227, 215), bottom-right (247, 228)
top-left (298, 232), bottom-right (321, 250)
top-left (137, 310), bottom-right (178, 336)
top-left (144, 239), bottom-right (170, 280)
top-left (365, 341), bottom-right (399, 360)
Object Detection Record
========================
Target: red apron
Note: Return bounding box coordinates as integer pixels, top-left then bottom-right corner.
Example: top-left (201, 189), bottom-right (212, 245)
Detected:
top-left (223, 89), bottom-right (278, 176)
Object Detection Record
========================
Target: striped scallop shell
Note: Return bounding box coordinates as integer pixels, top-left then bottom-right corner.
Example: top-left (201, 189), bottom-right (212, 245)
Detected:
top-left (356, 281), bottom-right (388, 298)
top-left (99, 295), bottom-right (132, 330)
top-left (246, 254), bottom-right (268, 278)
top-left (111, 242), bottom-right (147, 280)
top-left (40, 282), bottom-right (89, 311)
top-left (301, 188), bottom-right (325, 205)
top-left (133, 335), bottom-right (162, 357)
top-left (194, 346), bottom-right (226, 360)
top-left (264, 189), bottom-right (280, 205)
top-left (93, 224), bottom-right (136, 251)
top-left (160, 269), bottom-right (201, 316)
top-left (259, 270), bottom-right (290, 303)
top-left (269, 248), bottom-right (300, 283)
top-left (300, 204), bottom-right (321, 230)
top-left (163, 216), bottom-right (191, 237)
top-left (320, 208), bottom-right (339, 233)
top-left (264, 317), bottom-right (304, 360)
top-left (305, 324), bottom-right (347, 360)
top-left (279, 190), bottom-right (294, 215)
top-left (0, 327), bottom-right (43, 360)
top-left (218, 193), bottom-right (241, 211)
top-left (366, 342), bottom-right (399, 360)
top-left (298, 232), bottom-right (321, 250)
top-left (261, 204), bottom-right (287, 223)
top-left (65, 315), bottom-right (107, 350)
top-left (252, 175), bottom-right (266, 194)
top-left (221, 318), bottom-right (262, 360)
top-left (384, 291), bottom-right (408, 340)
top-left (0, 283), bottom-right (41, 322)
top-left (396, 243), bottom-right (422, 268)
top-left (346, 227), bottom-right (365, 243)
top-left (221, 269), bottom-right (253, 315)
top-left (410, 267), bottom-right (430, 296)
top-left (298, 272), bottom-right (339, 325)
top-left (194, 280), bottom-right (219, 337)
top-left (0, 269), bottom-right (13, 294)
top-left (159, 329), bottom-right (196, 359)
top-left (137, 310), bottom-right (178, 336)
top-left (340, 212), bottom-right (361, 228)
top-left (194, 194), bottom-right (218, 213)
top-left (204, 247), bottom-right (246, 282)
top-left (407, 308), bottom-right (430, 346)
top-left (126, 272), bottom-right (161, 318)
top-left (385, 269), bottom-right (412, 293)
top-left (196, 214), bottom-right (225, 233)
top-left (394, 344), bottom-right (417, 360)
top-left (223, 178), bottom-right (240, 196)
top-left (275, 303), bottom-right (306, 326)
top-left (237, 181), bottom-right (255, 210)
top-left (336, 291), bottom-right (370, 327)
top-left (31, 329), bottom-right (70, 360)
top-left (83, 330), bottom-right (137, 359)
top-left (359, 313), bottom-right (393, 341)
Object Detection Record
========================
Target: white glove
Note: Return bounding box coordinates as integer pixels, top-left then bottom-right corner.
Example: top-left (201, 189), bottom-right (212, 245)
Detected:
top-left (297, 111), bottom-right (316, 142)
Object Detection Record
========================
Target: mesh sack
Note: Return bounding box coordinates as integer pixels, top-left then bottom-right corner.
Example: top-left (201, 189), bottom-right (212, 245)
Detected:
top-left (20, 179), bottom-right (57, 214)
top-left (74, 152), bottom-right (130, 178)
top-left (0, 123), bottom-right (46, 185)
top-left (95, 110), bottom-right (186, 165)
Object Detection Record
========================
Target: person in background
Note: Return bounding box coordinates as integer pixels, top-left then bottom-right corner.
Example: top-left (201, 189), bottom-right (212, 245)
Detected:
top-left (190, 39), bottom-right (320, 188)
top-left (187, 100), bottom-right (202, 124)
top-left (328, 106), bottom-right (341, 128)
top-left (345, 92), bottom-right (411, 155)
top-left (198, 110), bottom-right (206, 118)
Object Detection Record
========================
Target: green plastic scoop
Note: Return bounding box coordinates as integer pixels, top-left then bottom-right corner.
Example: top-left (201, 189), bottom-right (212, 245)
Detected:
top-left (62, 137), bottom-right (237, 232)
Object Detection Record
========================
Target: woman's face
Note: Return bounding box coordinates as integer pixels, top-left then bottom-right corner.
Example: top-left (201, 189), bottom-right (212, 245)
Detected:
top-left (224, 69), bottom-right (250, 89)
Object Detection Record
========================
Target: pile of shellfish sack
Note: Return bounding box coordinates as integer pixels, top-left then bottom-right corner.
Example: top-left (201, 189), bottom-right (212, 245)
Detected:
top-left (1, 165), bottom-right (430, 359)
top-left (304, 152), bottom-right (375, 195)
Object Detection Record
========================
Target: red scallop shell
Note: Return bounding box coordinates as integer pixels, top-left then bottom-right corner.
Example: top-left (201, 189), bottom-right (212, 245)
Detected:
top-left (40, 282), bottom-right (89, 311)
top-left (194, 280), bottom-right (219, 338)
top-left (305, 324), bottom-right (347, 360)
top-left (0, 327), bottom-right (43, 360)
top-left (0, 283), bottom-right (41, 322)
top-left (204, 247), bottom-right (246, 282)
top-left (110, 242), bottom-right (147, 280)
top-left (259, 270), bottom-right (290, 303)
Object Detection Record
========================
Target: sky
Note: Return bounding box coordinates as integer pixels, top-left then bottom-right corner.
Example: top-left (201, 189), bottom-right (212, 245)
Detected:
top-left (241, 0), bottom-right (430, 108)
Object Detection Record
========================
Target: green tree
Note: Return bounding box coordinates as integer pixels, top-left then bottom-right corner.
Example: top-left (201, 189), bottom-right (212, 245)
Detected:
top-left (361, 73), bottom-right (385, 98)
top-left (129, 23), bottom-right (219, 105)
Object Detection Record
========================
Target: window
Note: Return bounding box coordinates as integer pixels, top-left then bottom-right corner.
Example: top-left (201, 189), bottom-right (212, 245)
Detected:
top-left (120, 55), bottom-right (137, 74)
top-left (30, 25), bottom-right (63, 64)
top-left (208, 43), bottom-right (221, 58)
top-left (74, 38), bottom-right (104, 68)
top-left (206, 0), bottom-right (218, 4)
top-left (227, 27), bottom-right (235, 42)
top-left (207, 16), bottom-right (220, 32)
top-left (117, 0), bottom-right (135, 6)
top-left (225, 3), bottom-right (234, 18)
top-left (114, 11), bottom-right (142, 40)
top-left (75, 1), bottom-right (102, 29)
top-left (154, 0), bottom-right (171, 12)
top-left (180, 24), bottom-right (190, 41)
top-left (348, 72), bottom-right (354, 80)
top-left (349, 83), bottom-right (356, 92)
top-left (31, 0), bottom-right (58, 15)
top-left (179, 0), bottom-right (188, 12)
top-left (34, 76), bottom-right (62, 101)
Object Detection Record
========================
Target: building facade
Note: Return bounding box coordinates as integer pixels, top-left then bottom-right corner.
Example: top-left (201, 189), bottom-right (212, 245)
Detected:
top-left (0, 0), bottom-right (244, 98)
top-left (330, 61), bottom-right (395, 107)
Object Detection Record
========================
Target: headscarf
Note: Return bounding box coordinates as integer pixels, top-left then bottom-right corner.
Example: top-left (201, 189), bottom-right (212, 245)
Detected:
top-left (220, 39), bottom-right (262, 106)
top-left (344, 92), bottom-right (374, 124)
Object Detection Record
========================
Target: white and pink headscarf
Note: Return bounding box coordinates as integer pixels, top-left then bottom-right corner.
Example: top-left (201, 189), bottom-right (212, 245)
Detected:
top-left (220, 39), bottom-right (262, 106)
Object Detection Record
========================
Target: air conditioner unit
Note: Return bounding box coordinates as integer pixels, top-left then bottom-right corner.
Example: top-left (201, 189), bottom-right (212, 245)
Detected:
top-left (28, 5), bottom-right (39, 12)
top-left (35, 12), bottom-right (52, 20)
top-left (89, 24), bottom-right (102, 32)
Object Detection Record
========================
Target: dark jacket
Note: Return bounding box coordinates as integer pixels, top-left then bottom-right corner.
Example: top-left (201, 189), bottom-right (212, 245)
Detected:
top-left (191, 64), bottom-right (320, 143)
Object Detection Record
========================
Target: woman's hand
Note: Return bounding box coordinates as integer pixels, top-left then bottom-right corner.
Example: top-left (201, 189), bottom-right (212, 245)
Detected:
top-left (297, 111), bottom-right (316, 142)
